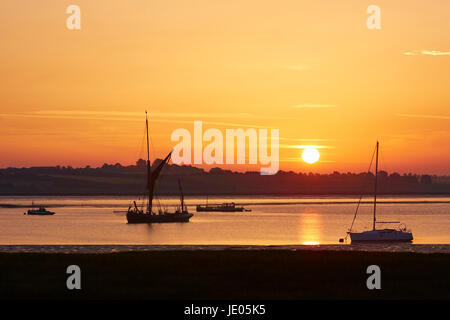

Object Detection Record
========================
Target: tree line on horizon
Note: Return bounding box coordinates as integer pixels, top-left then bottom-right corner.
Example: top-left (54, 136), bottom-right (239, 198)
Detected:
top-left (0, 158), bottom-right (448, 195)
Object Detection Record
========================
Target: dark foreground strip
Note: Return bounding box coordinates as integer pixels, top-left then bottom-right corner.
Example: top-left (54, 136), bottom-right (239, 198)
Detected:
top-left (0, 250), bottom-right (449, 300)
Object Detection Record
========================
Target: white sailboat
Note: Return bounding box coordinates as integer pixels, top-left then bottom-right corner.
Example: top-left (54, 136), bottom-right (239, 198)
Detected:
top-left (346, 142), bottom-right (413, 243)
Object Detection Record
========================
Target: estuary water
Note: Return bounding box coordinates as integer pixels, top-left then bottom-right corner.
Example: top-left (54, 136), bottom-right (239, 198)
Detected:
top-left (0, 195), bottom-right (449, 252)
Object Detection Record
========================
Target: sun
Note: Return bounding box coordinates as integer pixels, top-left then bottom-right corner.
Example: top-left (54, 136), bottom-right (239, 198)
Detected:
top-left (301, 147), bottom-right (320, 164)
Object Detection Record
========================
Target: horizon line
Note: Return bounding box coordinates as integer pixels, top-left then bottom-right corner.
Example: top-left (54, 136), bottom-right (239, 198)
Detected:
top-left (0, 163), bottom-right (446, 177)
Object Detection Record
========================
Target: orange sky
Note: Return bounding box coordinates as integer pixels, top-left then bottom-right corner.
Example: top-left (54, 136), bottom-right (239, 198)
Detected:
top-left (0, 0), bottom-right (449, 174)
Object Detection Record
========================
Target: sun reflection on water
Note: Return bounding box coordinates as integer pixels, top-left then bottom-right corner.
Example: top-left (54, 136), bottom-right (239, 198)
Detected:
top-left (302, 241), bottom-right (320, 245)
top-left (298, 211), bottom-right (322, 245)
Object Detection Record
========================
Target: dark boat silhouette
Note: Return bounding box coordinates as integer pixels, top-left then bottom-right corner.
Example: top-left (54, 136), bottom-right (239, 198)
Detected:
top-left (126, 111), bottom-right (193, 224)
top-left (196, 202), bottom-right (250, 212)
top-left (25, 202), bottom-right (55, 215)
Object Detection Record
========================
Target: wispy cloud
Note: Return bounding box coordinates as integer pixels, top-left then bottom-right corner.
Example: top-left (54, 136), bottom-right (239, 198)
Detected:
top-left (0, 111), bottom-right (281, 129)
top-left (280, 158), bottom-right (336, 163)
top-left (396, 113), bottom-right (450, 120)
top-left (280, 144), bottom-right (334, 149)
top-left (404, 50), bottom-right (450, 56)
top-left (283, 64), bottom-right (316, 71)
top-left (293, 104), bottom-right (336, 109)
top-left (279, 137), bottom-right (336, 142)
top-left (33, 110), bottom-right (288, 120)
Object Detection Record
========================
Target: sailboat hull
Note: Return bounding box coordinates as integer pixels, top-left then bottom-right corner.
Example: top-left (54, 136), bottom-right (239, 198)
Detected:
top-left (350, 229), bottom-right (413, 242)
top-left (26, 210), bottom-right (55, 215)
top-left (127, 212), bottom-right (193, 224)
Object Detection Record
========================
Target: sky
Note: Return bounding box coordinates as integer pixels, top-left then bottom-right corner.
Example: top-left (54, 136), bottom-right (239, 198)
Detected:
top-left (0, 0), bottom-right (449, 174)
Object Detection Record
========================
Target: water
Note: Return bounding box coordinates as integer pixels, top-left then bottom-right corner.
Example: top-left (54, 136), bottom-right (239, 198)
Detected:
top-left (0, 196), bottom-right (449, 252)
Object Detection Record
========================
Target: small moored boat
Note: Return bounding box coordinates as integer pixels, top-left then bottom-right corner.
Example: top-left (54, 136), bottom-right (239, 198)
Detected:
top-left (25, 204), bottom-right (55, 215)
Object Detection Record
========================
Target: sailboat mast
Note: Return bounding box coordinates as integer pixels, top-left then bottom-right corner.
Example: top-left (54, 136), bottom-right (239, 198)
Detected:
top-left (373, 141), bottom-right (379, 230)
top-left (178, 178), bottom-right (185, 212)
top-left (146, 111), bottom-right (151, 213)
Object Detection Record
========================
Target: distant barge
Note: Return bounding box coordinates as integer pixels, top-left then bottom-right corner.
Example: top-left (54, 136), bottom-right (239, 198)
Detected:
top-left (25, 206), bottom-right (55, 215)
top-left (196, 202), bottom-right (250, 212)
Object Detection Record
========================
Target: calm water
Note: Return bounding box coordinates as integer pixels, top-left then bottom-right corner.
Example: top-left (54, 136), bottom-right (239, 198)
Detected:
top-left (0, 196), bottom-right (449, 251)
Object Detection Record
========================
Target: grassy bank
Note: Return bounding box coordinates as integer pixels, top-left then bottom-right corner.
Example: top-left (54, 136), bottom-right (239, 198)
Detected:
top-left (0, 250), bottom-right (449, 299)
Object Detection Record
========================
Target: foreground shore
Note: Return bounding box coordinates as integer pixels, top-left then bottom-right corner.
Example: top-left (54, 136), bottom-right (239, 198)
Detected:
top-left (1, 250), bottom-right (449, 299)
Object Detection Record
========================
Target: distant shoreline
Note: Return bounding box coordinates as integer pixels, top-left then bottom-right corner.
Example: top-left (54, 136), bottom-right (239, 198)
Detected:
top-left (1, 193), bottom-right (450, 209)
top-left (1, 192), bottom-right (450, 196)
top-left (2, 163), bottom-right (449, 195)
top-left (2, 200), bottom-right (450, 209)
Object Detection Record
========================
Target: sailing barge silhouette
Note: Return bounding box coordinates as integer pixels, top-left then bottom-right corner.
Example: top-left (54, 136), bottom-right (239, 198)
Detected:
top-left (126, 112), bottom-right (193, 224)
